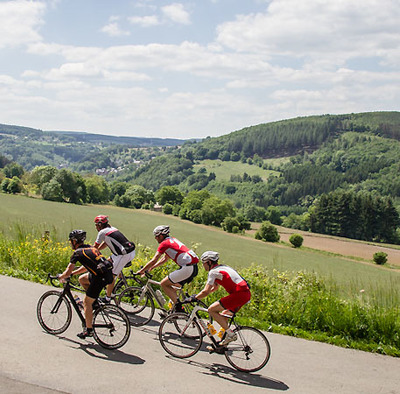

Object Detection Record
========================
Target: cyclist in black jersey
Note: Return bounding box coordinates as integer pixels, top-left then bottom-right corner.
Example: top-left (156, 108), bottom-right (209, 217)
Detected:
top-left (59, 229), bottom-right (113, 338)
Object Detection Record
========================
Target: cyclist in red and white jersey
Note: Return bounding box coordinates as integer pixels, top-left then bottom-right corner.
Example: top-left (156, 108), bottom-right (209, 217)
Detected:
top-left (93, 215), bottom-right (135, 303)
top-left (190, 251), bottom-right (251, 345)
top-left (138, 225), bottom-right (198, 311)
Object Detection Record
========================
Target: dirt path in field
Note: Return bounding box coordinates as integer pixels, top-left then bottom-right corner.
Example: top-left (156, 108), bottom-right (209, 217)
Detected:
top-left (275, 226), bottom-right (400, 266)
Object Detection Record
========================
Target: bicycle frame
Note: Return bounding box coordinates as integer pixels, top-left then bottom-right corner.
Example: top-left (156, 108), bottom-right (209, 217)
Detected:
top-left (137, 274), bottom-right (184, 310)
top-left (180, 305), bottom-right (223, 349)
top-left (48, 276), bottom-right (113, 331)
top-left (47, 278), bottom-right (84, 324)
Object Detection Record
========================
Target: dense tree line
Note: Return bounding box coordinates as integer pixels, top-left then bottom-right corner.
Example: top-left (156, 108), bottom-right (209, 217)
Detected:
top-left (310, 190), bottom-right (399, 243)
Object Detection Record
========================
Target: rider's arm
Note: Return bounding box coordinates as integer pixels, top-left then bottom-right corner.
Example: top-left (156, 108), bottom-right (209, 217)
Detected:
top-left (59, 263), bottom-right (75, 281)
top-left (138, 251), bottom-right (164, 274)
top-left (151, 254), bottom-right (169, 269)
top-left (195, 283), bottom-right (218, 300)
top-left (93, 241), bottom-right (107, 250)
top-left (72, 266), bottom-right (87, 276)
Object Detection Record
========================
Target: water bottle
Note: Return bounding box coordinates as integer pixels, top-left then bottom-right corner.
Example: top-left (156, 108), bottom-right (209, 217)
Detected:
top-left (217, 327), bottom-right (226, 339)
top-left (155, 290), bottom-right (166, 306)
top-left (74, 295), bottom-right (83, 310)
top-left (168, 300), bottom-right (173, 310)
top-left (207, 321), bottom-right (217, 335)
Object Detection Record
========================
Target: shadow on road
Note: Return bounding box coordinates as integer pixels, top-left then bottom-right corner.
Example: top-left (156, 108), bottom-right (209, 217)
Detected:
top-left (165, 356), bottom-right (289, 391)
top-left (56, 334), bottom-right (145, 365)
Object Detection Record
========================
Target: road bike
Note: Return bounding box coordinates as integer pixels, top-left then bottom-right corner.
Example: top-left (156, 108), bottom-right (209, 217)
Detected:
top-left (36, 274), bottom-right (131, 350)
top-left (116, 271), bottom-right (209, 327)
top-left (158, 299), bottom-right (271, 373)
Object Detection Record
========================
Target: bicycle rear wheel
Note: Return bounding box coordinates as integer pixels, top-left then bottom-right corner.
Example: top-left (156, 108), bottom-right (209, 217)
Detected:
top-left (224, 326), bottom-right (271, 372)
top-left (92, 305), bottom-right (131, 349)
top-left (116, 286), bottom-right (155, 327)
top-left (37, 290), bottom-right (72, 335)
top-left (158, 313), bottom-right (203, 358)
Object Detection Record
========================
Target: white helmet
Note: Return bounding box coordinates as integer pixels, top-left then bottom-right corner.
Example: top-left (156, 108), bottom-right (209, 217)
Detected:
top-left (200, 251), bottom-right (219, 263)
top-left (153, 225), bottom-right (170, 237)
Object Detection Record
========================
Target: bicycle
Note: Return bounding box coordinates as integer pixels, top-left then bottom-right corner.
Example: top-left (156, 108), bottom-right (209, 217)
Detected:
top-left (116, 271), bottom-right (209, 327)
top-left (36, 274), bottom-right (131, 350)
top-left (158, 299), bottom-right (271, 373)
top-left (112, 261), bottom-right (143, 295)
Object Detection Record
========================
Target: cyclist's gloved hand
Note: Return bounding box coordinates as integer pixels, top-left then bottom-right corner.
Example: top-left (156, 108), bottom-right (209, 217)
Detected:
top-left (184, 294), bottom-right (198, 303)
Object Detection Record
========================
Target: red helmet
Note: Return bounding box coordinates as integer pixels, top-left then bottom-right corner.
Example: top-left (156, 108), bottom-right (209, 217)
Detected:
top-left (94, 215), bottom-right (109, 224)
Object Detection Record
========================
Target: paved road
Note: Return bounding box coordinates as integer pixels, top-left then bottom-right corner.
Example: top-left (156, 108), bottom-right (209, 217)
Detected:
top-left (1, 275), bottom-right (399, 394)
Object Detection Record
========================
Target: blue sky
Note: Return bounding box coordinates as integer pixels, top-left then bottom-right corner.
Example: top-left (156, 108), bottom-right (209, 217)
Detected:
top-left (0, 0), bottom-right (399, 139)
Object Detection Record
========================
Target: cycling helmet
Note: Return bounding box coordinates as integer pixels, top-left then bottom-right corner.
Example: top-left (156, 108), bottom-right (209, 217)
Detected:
top-left (94, 215), bottom-right (109, 224)
top-left (153, 225), bottom-right (170, 237)
top-left (200, 251), bottom-right (219, 263)
top-left (68, 229), bottom-right (86, 243)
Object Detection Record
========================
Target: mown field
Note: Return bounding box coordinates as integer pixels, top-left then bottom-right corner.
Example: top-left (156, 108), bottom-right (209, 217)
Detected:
top-left (193, 159), bottom-right (279, 181)
top-left (1, 193), bottom-right (399, 302)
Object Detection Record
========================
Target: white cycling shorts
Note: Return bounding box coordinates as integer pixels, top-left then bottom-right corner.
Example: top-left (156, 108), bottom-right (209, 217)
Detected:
top-left (110, 250), bottom-right (136, 275)
top-left (168, 264), bottom-right (197, 285)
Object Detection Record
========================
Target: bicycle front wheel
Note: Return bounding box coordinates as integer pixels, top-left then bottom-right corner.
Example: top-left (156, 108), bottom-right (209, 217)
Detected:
top-left (92, 305), bottom-right (131, 350)
top-left (158, 313), bottom-right (203, 359)
top-left (37, 290), bottom-right (72, 335)
top-left (116, 286), bottom-right (155, 327)
top-left (224, 326), bottom-right (271, 372)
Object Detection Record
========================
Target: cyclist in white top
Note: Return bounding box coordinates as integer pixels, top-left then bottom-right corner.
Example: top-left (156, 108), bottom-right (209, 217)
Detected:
top-left (93, 215), bottom-right (136, 302)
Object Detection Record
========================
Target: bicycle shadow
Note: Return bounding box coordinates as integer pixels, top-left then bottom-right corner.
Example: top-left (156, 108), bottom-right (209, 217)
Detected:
top-left (164, 356), bottom-right (289, 391)
top-left (55, 334), bottom-right (145, 365)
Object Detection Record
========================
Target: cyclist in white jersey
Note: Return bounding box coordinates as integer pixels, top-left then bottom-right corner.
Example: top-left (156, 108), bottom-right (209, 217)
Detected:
top-left (93, 215), bottom-right (135, 303)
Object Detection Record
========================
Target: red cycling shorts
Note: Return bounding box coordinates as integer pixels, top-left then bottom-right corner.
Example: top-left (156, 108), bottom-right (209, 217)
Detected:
top-left (219, 289), bottom-right (251, 313)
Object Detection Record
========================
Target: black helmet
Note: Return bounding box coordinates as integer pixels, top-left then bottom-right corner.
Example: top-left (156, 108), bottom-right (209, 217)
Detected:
top-left (68, 229), bottom-right (86, 243)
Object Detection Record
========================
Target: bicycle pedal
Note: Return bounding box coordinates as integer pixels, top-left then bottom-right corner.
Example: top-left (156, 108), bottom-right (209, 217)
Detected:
top-left (158, 311), bottom-right (168, 319)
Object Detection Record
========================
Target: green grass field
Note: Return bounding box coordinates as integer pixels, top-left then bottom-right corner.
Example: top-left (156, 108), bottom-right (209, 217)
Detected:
top-left (193, 159), bottom-right (279, 181)
top-left (1, 193), bottom-right (400, 304)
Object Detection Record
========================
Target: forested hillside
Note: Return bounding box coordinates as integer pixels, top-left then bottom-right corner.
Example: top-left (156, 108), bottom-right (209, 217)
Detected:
top-left (1, 112), bottom-right (400, 243)
top-left (0, 123), bottom-right (185, 171)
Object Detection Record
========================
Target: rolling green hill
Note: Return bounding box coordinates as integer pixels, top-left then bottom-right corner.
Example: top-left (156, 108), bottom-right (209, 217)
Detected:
top-left (0, 123), bottom-right (186, 171)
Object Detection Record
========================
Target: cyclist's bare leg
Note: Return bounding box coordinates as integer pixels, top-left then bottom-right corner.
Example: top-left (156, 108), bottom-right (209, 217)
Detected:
top-left (78, 273), bottom-right (96, 328)
top-left (83, 295), bottom-right (95, 329)
top-left (105, 275), bottom-right (117, 297)
top-left (160, 277), bottom-right (178, 303)
top-left (78, 273), bottom-right (90, 290)
top-left (208, 301), bottom-right (230, 330)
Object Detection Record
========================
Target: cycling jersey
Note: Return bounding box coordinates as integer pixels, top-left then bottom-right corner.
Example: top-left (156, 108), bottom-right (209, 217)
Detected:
top-left (69, 244), bottom-right (111, 276)
top-left (157, 236), bottom-right (199, 267)
top-left (207, 264), bottom-right (251, 313)
top-left (207, 265), bottom-right (249, 294)
top-left (95, 226), bottom-right (135, 256)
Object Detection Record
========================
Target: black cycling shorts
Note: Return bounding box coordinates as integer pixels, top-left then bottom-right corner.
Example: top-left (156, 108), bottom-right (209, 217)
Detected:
top-left (87, 270), bottom-right (113, 299)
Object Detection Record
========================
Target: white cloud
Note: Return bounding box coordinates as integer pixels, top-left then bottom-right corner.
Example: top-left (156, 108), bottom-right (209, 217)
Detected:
top-left (161, 3), bottom-right (191, 25)
top-left (128, 15), bottom-right (160, 27)
top-left (101, 22), bottom-right (130, 37)
top-left (216, 0), bottom-right (400, 68)
top-left (0, 0), bottom-right (46, 48)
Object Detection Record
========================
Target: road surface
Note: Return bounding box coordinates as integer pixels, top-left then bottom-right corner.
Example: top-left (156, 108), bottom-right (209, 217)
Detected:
top-left (1, 275), bottom-right (399, 394)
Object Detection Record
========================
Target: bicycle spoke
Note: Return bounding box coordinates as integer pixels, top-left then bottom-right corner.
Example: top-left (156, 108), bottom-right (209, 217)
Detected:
top-left (37, 291), bottom-right (72, 335)
top-left (158, 313), bottom-right (203, 358)
top-left (224, 326), bottom-right (271, 372)
top-left (92, 305), bottom-right (131, 349)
